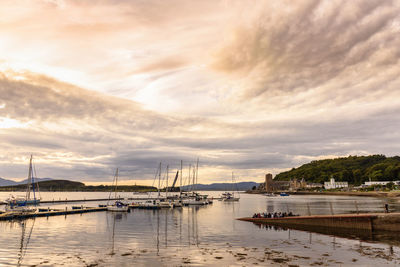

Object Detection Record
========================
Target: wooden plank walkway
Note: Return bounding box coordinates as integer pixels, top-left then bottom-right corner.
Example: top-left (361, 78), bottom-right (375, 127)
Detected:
top-left (1, 197), bottom-right (219, 205)
top-left (0, 207), bottom-right (107, 221)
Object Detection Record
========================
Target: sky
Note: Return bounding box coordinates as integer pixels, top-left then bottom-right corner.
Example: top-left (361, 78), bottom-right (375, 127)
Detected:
top-left (1, 0), bottom-right (400, 185)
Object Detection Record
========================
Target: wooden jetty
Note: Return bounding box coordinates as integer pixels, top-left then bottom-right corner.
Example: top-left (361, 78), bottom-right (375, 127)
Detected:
top-left (0, 198), bottom-right (124, 206)
top-left (238, 212), bottom-right (400, 232)
top-left (0, 207), bottom-right (107, 221)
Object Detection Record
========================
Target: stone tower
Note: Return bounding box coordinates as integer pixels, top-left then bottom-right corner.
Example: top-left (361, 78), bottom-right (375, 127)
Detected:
top-left (265, 173), bottom-right (273, 192)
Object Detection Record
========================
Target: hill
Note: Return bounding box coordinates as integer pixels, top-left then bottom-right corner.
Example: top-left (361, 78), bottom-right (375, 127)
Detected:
top-left (275, 155), bottom-right (400, 185)
top-left (0, 177), bottom-right (18, 186)
top-left (0, 179), bottom-right (157, 192)
top-left (0, 177), bottom-right (52, 186)
top-left (181, 182), bottom-right (260, 191)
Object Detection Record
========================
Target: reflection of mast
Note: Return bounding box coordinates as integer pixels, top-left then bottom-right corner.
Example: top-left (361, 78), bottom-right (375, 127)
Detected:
top-left (187, 207), bottom-right (190, 245)
top-left (195, 207), bottom-right (199, 246)
top-left (179, 207), bottom-right (182, 244)
top-left (18, 222), bottom-right (26, 266)
top-left (156, 210), bottom-right (160, 255)
top-left (165, 210), bottom-right (168, 247)
top-left (186, 207), bottom-right (200, 247)
top-left (17, 219), bottom-right (36, 267)
top-left (111, 214), bottom-right (116, 256)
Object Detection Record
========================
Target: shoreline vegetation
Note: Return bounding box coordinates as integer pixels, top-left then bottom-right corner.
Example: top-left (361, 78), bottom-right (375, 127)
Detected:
top-left (275, 154), bottom-right (400, 185)
top-left (0, 180), bottom-right (157, 192)
top-left (246, 155), bottom-right (400, 198)
top-left (246, 189), bottom-right (400, 198)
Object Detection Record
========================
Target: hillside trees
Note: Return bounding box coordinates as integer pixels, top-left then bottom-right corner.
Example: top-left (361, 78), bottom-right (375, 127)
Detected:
top-left (275, 155), bottom-right (400, 185)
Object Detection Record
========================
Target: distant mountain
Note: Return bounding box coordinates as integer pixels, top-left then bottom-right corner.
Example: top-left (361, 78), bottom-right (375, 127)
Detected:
top-left (0, 177), bottom-right (53, 187)
top-left (0, 179), bottom-right (157, 192)
top-left (181, 182), bottom-right (260, 191)
top-left (0, 177), bottom-right (18, 186)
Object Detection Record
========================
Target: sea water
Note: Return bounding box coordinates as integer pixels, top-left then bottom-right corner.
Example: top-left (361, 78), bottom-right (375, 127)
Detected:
top-left (0, 192), bottom-right (400, 266)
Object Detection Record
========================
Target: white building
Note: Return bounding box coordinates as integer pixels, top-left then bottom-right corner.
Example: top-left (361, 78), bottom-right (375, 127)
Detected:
top-left (364, 181), bottom-right (400, 186)
top-left (324, 178), bottom-right (348, 189)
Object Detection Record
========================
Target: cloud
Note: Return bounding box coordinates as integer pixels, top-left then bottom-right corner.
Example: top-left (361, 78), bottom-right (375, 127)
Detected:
top-left (1, 1), bottom-right (400, 185)
top-left (213, 0), bottom-right (400, 105)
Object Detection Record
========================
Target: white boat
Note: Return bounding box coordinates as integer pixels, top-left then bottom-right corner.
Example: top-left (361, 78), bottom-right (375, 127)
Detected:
top-left (107, 200), bottom-right (129, 212)
top-left (136, 200), bottom-right (160, 209)
top-left (221, 192), bottom-right (240, 202)
top-left (182, 198), bottom-right (207, 205)
top-left (107, 168), bottom-right (129, 212)
top-left (220, 172), bottom-right (240, 202)
top-left (172, 199), bottom-right (183, 207)
top-left (182, 193), bottom-right (208, 205)
top-left (182, 159), bottom-right (209, 206)
top-left (133, 199), bottom-right (173, 209)
top-left (158, 200), bottom-right (173, 208)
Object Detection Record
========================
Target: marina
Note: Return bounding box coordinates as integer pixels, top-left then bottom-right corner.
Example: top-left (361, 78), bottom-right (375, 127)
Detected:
top-left (1, 192), bottom-right (400, 266)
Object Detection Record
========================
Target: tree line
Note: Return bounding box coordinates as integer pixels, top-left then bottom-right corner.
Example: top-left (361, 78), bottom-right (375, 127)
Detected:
top-left (274, 155), bottom-right (400, 185)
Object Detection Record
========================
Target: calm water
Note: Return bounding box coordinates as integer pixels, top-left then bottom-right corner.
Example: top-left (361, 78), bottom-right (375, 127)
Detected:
top-left (1, 192), bottom-right (400, 266)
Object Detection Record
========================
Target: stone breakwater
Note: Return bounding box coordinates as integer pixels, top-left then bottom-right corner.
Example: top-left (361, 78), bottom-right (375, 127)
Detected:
top-left (238, 212), bottom-right (400, 232)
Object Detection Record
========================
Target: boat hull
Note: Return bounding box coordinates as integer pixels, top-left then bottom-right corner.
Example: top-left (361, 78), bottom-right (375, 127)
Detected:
top-left (107, 206), bottom-right (129, 212)
top-left (223, 198), bottom-right (240, 202)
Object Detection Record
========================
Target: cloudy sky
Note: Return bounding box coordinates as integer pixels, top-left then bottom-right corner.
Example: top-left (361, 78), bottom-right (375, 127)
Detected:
top-left (1, 0), bottom-right (400, 185)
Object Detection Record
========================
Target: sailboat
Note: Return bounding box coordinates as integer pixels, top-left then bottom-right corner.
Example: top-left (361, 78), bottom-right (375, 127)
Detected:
top-left (107, 168), bottom-right (129, 212)
top-left (221, 172), bottom-right (240, 202)
top-left (157, 163), bottom-right (173, 208)
top-left (5, 155), bottom-right (40, 212)
top-left (182, 159), bottom-right (208, 206)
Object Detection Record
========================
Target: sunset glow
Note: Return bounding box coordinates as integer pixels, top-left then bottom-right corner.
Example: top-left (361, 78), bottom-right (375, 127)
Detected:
top-left (1, 0), bottom-right (400, 184)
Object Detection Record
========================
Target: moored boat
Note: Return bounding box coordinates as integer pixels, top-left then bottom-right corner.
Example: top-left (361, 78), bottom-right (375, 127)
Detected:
top-left (220, 172), bottom-right (240, 202)
top-left (5, 155), bottom-right (40, 212)
top-left (106, 169), bottom-right (129, 212)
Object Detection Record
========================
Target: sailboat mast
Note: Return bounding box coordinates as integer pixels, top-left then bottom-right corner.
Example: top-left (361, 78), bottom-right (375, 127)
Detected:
top-left (180, 160), bottom-right (183, 194)
top-left (196, 158), bottom-right (199, 188)
top-left (26, 155), bottom-right (33, 200)
top-left (188, 164), bottom-right (191, 192)
top-left (232, 172), bottom-right (234, 196)
top-left (158, 162), bottom-right (161, 198)
top-left (32, 160), bottom-right (36, 203)
top-left (192, 168), bottom-right (196, 194)
top-left (166, 165), bottom-right (169, 198)
top-left (114, 168), bottom-right (119, 199)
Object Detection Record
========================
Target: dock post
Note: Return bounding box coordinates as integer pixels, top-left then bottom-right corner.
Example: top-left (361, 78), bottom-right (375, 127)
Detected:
top-left (329, 202), bottom-right (334, 215)
top-left (307, 203), bottom-right (311, 216)
top-left (355, 201), bottom-right (359, 214)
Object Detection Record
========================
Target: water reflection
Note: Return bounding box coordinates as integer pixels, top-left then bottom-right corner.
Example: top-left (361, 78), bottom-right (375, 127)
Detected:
top-left (1, 193), bottom-right (400, 266)
top-left (17, 219), bottom-right (36, 266)
top-left (255, 221), bottom-right (400, 248)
